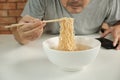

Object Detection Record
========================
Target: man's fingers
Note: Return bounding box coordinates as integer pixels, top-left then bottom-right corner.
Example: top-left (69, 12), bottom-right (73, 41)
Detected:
top-left (23, 26), bottom-right (43, 34)
top-left (112, 29), bottom-right (119, 47)
top-left (116, 41), bottom-right (120, 50)
top-left (19, 15), bottom-right (35, 23)
top-left (113, 36), bottom-right (119, 47)
top-left (16, 17), bottom-right (46, 43)
top-left (18, 21), bottom-right (46, 32)
top-left (101, 29), bottom-right (111, 37)
top-left (22, 27), bottom-right (43, 40)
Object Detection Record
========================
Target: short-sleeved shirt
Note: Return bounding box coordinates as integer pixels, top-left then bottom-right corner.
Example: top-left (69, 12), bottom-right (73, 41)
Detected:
top-left (21, 0), bottom-right (120, 35)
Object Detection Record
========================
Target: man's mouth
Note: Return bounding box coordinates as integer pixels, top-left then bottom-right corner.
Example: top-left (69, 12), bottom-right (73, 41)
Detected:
top-left (67, 2), bottom-right (83, 8)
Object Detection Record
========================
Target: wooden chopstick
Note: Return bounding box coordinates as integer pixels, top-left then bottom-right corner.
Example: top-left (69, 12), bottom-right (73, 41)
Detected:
top-left (5, 18), bottom-right (63, 28)
top-left (5, 23), bottom-right (24, 28)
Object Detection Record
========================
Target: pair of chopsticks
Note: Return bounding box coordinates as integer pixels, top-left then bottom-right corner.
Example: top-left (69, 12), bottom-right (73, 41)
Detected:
top-left (5, 18), bottom-right (63, 28)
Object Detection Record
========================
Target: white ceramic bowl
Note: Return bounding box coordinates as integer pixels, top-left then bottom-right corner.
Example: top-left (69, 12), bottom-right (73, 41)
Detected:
top-left (42, 36), bottom-right (101, 71)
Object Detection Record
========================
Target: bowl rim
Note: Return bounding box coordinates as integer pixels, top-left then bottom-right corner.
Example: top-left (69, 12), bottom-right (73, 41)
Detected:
top-left (42, 36), bottom-right (101, 53)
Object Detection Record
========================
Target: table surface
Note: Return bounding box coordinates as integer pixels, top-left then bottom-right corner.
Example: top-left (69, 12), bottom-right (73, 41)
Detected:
top-left (0, 34), bottom-right (120, 80)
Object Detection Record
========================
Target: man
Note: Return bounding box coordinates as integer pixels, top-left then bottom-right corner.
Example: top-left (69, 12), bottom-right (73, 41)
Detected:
top-left (11, 0), bottom-right (120, 50)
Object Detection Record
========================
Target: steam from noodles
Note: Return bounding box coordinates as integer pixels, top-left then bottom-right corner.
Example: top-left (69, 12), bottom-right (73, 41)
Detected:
top-left (58, 17), bottom-right (76, 51)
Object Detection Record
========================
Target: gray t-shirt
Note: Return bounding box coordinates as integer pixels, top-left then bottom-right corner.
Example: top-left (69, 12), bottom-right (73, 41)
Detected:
top-left (21, 0), bottom-right (120, 35)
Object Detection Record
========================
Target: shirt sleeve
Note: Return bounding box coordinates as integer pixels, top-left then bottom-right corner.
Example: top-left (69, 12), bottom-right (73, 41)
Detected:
top-left (105, 0), bottom-right (120, 25)
top-left (21, 0), bottom-right (47, 19)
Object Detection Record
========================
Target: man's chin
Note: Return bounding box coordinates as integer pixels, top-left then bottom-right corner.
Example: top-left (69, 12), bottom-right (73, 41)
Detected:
top-left (66, 6), bottom-right (82, 14)
top-left (70, 10), bottom-right (81, 14)
top-left (71, 8), bottom-right (82, 13)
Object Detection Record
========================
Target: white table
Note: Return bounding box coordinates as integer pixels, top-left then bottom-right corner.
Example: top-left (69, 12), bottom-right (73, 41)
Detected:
top-left (0, 34), bottom-right (120, 80)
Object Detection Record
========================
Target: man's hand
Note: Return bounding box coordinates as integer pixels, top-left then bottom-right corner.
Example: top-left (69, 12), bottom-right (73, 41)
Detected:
top-left (11, 15), bottom-right (46, 45)
top-left (101, 23), bottom-right (120, 50)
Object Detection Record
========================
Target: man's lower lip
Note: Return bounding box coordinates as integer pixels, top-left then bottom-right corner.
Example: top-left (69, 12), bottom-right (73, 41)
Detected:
top-left (71, 6), bottom-right (80, 9)
top-left (70, 5), bottom-right (81, 7)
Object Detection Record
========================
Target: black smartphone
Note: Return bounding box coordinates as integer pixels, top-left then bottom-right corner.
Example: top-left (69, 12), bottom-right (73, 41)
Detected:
top-left (96, 37), bottom-right (118, 49)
